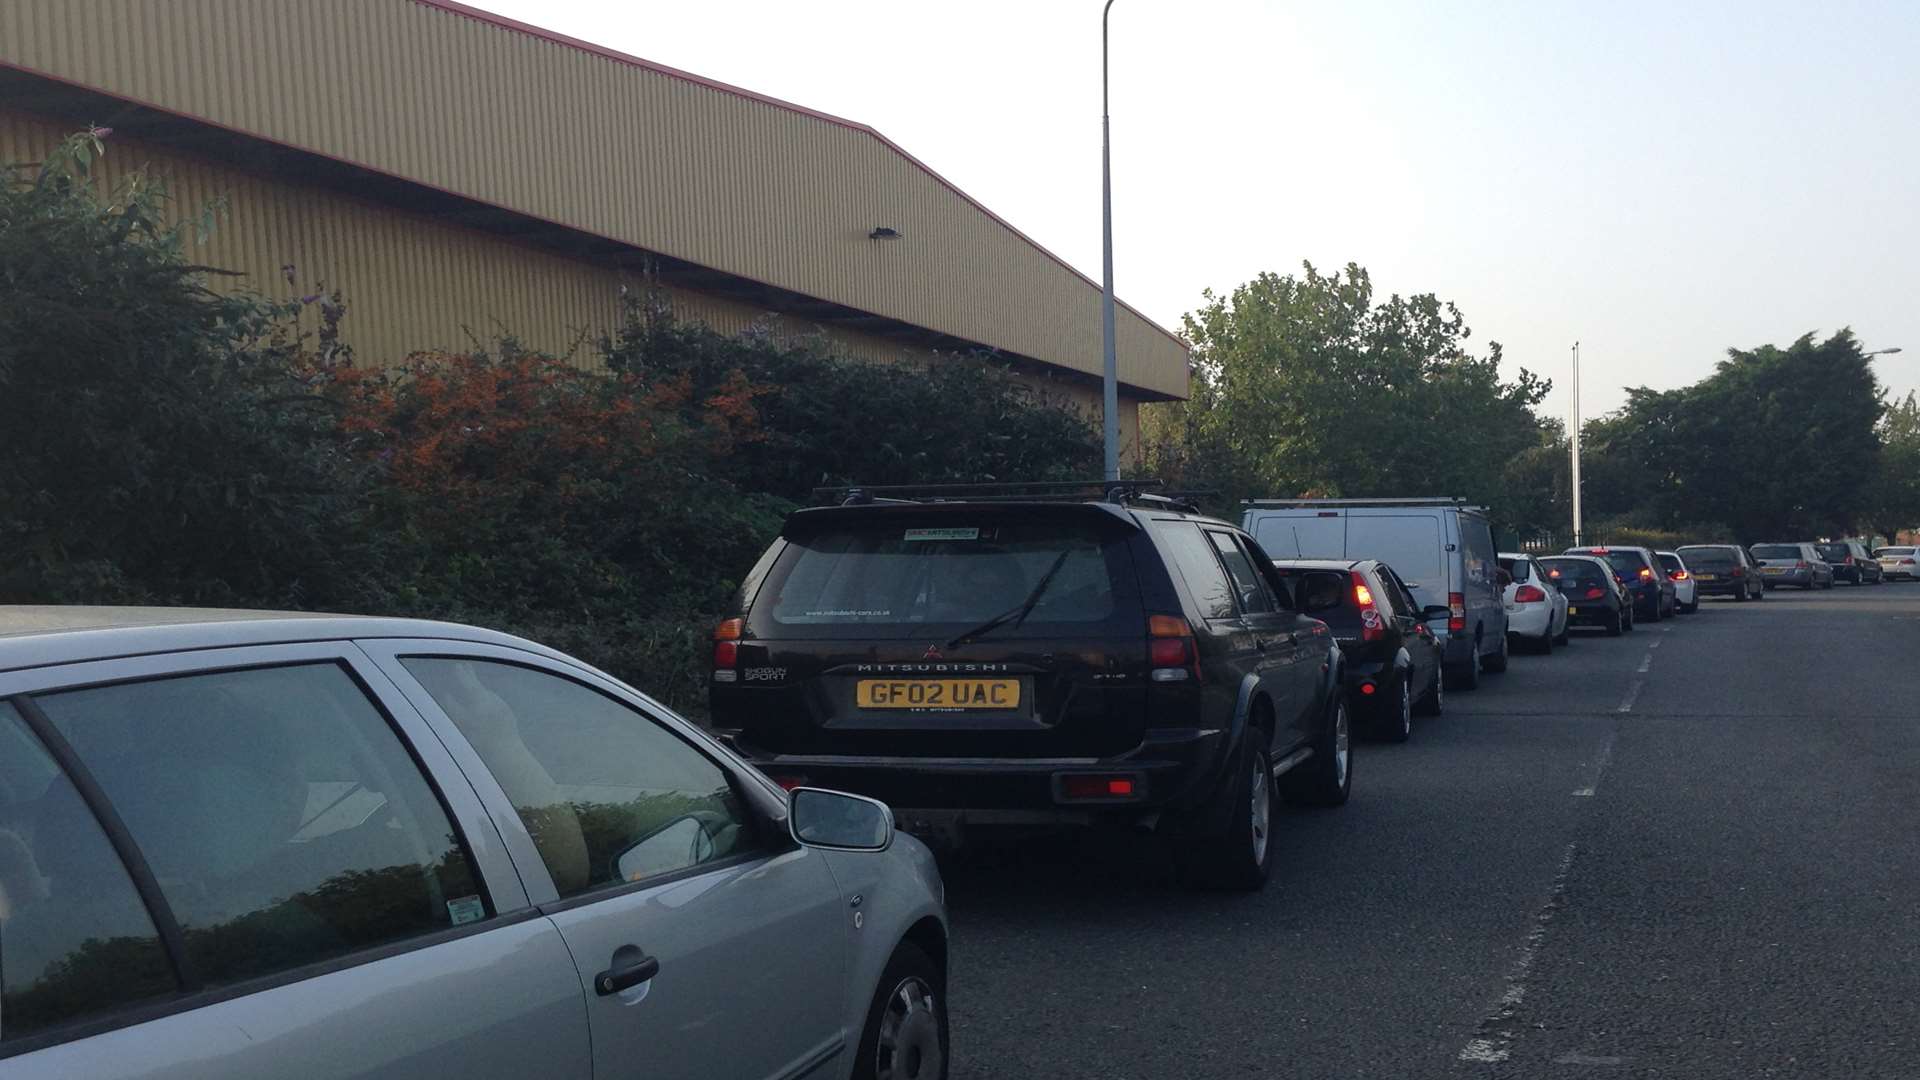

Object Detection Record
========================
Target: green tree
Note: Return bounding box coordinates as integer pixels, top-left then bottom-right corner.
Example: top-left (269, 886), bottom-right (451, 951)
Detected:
top-left (1864, 392), bottom-right (1920, 543)
top-left (0, 131), bottom-right (370, 606)
top-left (1579, 332), bottom-right (1882, 539)
top-left (1143, 263), bottom-right (1552, 527)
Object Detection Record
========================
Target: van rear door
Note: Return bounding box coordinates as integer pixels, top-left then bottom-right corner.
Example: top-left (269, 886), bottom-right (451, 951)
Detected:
top-left (1245, 510), bottom-right (1347, 560)
top-left (1339, 512), bottom-right (1449, 611)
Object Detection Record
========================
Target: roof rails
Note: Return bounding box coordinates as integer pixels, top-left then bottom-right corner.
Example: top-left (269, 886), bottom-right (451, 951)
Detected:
top-left (1242, 496), bottom-right (1482, 510)
top-left (810, 479), bottom-right (1203, 515)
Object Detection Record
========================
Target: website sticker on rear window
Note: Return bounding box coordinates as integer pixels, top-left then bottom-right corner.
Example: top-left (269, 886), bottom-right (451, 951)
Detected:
top-left (904, 528), bottom-right (980, 542)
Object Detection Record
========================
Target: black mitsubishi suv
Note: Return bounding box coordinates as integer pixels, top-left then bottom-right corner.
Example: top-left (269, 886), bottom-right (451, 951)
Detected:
top-left (711, 482), bottom-right (1352, 890)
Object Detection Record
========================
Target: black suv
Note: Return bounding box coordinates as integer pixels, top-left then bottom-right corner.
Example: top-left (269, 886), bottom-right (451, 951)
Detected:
top-left (711, 482), bottom-right (1352, 890)
top-left (1814, 540), bottom-right (1882, 585)
top-left (1271, 559), bottom-right (1445, 743)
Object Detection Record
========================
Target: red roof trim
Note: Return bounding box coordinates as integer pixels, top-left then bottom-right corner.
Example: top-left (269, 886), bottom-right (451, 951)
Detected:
top-left (421, 0), bottom-right (1188, 354)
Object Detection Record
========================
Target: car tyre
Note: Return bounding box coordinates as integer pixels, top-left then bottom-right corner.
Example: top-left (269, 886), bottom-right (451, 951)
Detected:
top-left (1282, 693), bottom-right (1352, 808)
top-left (1605, 608), bottom-right (1625, 636)
top-left (1445, 641), bottom-right (1481, 690)
top-left (1181, 734), bottom-right (1277, 890)
top-left (1482, 632), bottom-right (1510, 673)
top-left (1554, 619), bottom-right (1571, 646)
top-left (853, 943), bottom-right (949, 1080)
top-left (1414, 664), bottom-right (1444, 716)
top-left (1680, 600), bottom-right (1698, 614)
top-left (1374, 672), bottom-right (1413, 742)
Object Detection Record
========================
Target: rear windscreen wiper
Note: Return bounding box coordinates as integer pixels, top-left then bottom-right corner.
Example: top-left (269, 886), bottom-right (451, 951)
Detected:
top-left (946, 550), bottom-right (1073, 649)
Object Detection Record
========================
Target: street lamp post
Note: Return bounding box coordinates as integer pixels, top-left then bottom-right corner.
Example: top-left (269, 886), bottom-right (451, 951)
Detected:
top-left (1570, 341), bottom-right (1582, 547)
top-left (1865, 347), bottom-right (1904, 359)
top-left (1100, 0), bottom-right (1120, 482)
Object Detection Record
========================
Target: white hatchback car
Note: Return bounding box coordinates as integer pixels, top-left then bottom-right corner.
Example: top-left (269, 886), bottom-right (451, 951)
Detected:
top-left (1656, 551), bottom-right (1700, 613)
top-left (1498, 553), bottom-right (1570, 654)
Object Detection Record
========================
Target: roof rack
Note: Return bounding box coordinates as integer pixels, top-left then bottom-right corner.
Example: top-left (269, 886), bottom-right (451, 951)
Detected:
top-left (1241, 496), bottom-right (1479, 509)
top-left (810, 479), bottom-right (1202, 514)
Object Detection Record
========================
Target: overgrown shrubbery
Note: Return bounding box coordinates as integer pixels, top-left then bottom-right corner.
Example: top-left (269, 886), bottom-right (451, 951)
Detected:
top-left (1, 133), bottom-right (1102, 716)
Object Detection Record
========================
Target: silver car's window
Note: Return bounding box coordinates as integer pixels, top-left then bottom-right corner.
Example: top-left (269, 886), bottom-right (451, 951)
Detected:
top-left (33, 664), bottom-right (488, 991)
top-left (0, 702), bottom-right (177, 1043)
top-left (402, 659), bottom-right (753, 896)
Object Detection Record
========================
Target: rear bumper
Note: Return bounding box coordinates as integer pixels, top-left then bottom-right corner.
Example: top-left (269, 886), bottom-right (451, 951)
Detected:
top-left (1505, 603), bottom-right (1553, 638)
top-left (728, 726), bottom-right (1230, 819)
top-left (1761, 568), bottom-right (1811, 586)
top-left (1692, 577), bottom-right (1747, 595)
top-left (1565, 602), bottom-right (1616, 625)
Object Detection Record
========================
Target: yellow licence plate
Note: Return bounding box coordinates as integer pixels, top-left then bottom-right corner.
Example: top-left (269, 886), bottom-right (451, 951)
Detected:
top-left (1567, 606), bottom-right (1578, 615)
top-left (856, 678), bottom-right (1021, 710)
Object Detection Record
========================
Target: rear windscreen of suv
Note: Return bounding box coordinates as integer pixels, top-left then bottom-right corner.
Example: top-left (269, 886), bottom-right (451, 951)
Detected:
top-left (1751, 545), bottom-right (1803, 560)
top-left (752, 517), bottom-right (1138, 639)
top-left (1814, 543), bottom-right (1851, 562)
top-left (1677, 546), bottom-right (1739, 569)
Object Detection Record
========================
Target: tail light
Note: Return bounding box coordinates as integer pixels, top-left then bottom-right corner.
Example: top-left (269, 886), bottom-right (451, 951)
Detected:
top-left (1795, 560), bottom-right (1809, 569)
top-left (1731, 567), bottom-right (1745, 577)
top-left (1447, 592), bottom-right (1465, 633)
top-left (1060, 774), bottom-right (1141, 800)
top-left (1904, 558), bottom-right (1916, 565)
top-left (1583, 587), bottom-right (1606, 599)
top-left (1842, 555), bottom-right (1855, 566)
top-left (1514, 584), bottom-right (1547, 603)
top-left (1638, 566), bottom-right (1654, 581)
top-left (1669, 570), bottom-right (1689, 581)
top-left (1149, 614), bottom-right (1200, 682)
top-left (711, 617), bottom-right (743, 682)
top-left (1352, 571), bottom-right (1385, 642)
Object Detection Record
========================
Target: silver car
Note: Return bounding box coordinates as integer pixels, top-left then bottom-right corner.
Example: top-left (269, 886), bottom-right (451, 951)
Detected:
top-left (1750, 543), bottom-right (1834, 589)
top-left (0, 607), bottom-right (948, 1080)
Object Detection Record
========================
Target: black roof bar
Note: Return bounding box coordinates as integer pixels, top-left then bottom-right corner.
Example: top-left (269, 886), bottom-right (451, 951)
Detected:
top-left (810, 479), bottom-right (1201, 514)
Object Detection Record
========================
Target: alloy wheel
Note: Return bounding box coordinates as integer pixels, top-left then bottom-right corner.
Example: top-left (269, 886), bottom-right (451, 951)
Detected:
top-left (1332, 700), bottom-right (1351, 788)
top-left (874, 975), bottom-right (944, 1080)
top-left (1250, 750), bottom-right (1272, 867)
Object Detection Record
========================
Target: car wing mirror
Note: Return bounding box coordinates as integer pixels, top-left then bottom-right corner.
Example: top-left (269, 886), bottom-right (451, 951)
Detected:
top-left (1420, 604), bottom-right (1452, 620)
top-left (789, 787), bottom-right (893, 852)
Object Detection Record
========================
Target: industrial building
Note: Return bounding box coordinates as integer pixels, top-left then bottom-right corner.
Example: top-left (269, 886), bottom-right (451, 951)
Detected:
top-left (0, 0), bottom-right (1189, 453)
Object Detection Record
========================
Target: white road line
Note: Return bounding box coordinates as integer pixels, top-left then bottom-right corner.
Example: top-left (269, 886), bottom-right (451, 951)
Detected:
top-left (1636, 653), bottom-right (1652, 673)
top-left (1617, 679), bottom-right (1644, 713)
top-left (1648, 638), bottom-right (1663, 650)
top-left (1457, 841), bottom-right (1580, 1063)
top-left (1572, 730), bottom-right (1615, 797)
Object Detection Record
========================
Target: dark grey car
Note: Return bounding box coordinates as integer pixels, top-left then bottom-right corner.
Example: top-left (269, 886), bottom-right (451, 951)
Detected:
top-left (1814, 540), bottom-right (1882, 585)
top-left (1676, 544), bottom-right (1766, 601)
top-left (0, 608), bottom-right (948, 1080)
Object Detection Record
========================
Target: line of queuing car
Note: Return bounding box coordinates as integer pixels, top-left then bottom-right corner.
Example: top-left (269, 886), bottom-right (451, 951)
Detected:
top-left (3, 483), bottom-right (1905, 1075)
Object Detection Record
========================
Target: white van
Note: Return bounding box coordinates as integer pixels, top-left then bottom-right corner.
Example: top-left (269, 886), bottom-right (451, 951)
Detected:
top-left (1243, 498), bottom-right (1509, 688)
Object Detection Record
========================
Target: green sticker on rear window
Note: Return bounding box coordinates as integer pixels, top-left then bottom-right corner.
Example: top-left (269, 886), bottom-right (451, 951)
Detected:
top-left (904, 528), bottom-right (979, 542)
top-left (447, 895), bottom-right (486, 926)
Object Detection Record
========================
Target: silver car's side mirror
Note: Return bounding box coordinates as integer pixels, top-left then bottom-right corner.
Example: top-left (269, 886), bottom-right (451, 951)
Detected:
top-left (789, 787), bottom-right (894, 852)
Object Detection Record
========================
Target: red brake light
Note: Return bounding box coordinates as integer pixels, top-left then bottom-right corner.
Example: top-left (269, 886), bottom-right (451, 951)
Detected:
top-left (1670, 570), bottom-right (1689, 581)
top-left (1638, 566), bottom-right (1654, 581)
top-left (1447, 591), bottom-right (1466, 633)
top-left (1061, 774), bottom-right (1140, 800)
top-left (1592, 547), bottom-right (1610, 554)
top-left (712, 618), bottom-right (743, 677)
top-left (1904, 558), bottom-right (1916, 565)
top-left (1584, 587), bottom-right (1606, 600)
top-left (1149, 615), bottom-right (1200, 682)
top-left (1352, 571), bottom-right (1384, 642)
top-left (1796, 560), bottom-right (1809, 569)
top-left (1514, 584), bottom-right (1547, 603)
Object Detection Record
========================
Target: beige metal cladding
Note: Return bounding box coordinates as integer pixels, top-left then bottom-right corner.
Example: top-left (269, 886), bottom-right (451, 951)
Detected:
top-left (0, 0), bottom-right (1189, 400)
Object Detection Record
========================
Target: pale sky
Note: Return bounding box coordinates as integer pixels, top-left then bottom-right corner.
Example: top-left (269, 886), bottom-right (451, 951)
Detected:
top-left (468, 0), bottom-right (1919, 422)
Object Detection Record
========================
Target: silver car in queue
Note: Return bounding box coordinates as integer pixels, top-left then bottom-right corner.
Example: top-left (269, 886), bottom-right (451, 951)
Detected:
top-left (0, 607), bottom-right (948, 1080)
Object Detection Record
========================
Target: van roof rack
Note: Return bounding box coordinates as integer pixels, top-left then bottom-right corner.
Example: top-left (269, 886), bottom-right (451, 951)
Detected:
top-left (1241, 496), bottom-right (1479, 509)
top-left (811, 479), bottom-right (1202, 514)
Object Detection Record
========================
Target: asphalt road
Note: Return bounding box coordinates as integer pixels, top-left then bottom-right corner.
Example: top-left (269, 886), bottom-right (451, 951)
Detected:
top-left (941, 582), bottom-right (1920, 1079)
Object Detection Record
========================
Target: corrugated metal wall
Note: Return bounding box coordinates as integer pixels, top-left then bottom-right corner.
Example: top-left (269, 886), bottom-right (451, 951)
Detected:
top-left (0, 0), bottom-right (1187, 400)
top-left (1, 108), bottom-right (1140, 452)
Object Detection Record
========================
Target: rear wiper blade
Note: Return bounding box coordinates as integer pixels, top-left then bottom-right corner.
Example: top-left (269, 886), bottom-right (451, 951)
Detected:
top-left (946, 550), bottom-right (1073, 649)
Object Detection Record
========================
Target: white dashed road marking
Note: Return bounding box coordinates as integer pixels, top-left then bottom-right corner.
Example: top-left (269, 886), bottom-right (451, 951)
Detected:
top-left (1573, 730), bottom-right (1615, 797)
top-left (1458, 841), bottom-right (1581, 1063)
top-left (1617, 679), bottom-right (1644, 713)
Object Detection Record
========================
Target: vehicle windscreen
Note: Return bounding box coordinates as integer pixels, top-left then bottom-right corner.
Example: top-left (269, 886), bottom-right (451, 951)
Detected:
top-left (1271, 568), bottom-right (1358, 632)
top-left (1677, 546), bottom-right (1738, 569)
top-left (1344, 515), bottom-right (1444, 590)
top-left (1657, 553), bottom-right (1684, 573)
top-left (1751, 545), bottom-right (1802, 560)
top-left (1497, 556), bottom-right (1530, 582)
top-left (1814, 543), bottom-right (1850, 562)
top-left (1539, 559), bottom-right (1609, 592)
top-left (752, 518), bottom-right (1137, 639)
top-left (1591, 551), bottom-right (1648, 577)
top-left (1879, 547), bottom-right (1916, 557)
